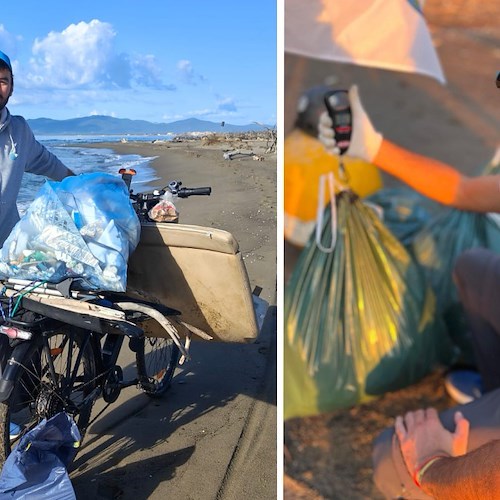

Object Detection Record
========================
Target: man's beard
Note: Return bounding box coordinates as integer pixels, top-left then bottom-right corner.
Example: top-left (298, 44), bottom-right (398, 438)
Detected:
top-left (0, 93), bottom-right (10, 111)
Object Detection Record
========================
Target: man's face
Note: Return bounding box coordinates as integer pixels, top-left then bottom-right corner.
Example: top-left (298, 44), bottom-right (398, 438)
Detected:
top-left (0, 68), bottom-right (13, 111)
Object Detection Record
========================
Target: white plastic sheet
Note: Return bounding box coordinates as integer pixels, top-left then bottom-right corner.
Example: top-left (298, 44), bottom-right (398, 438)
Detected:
top-left (0, 173), bottom-right (140, 291)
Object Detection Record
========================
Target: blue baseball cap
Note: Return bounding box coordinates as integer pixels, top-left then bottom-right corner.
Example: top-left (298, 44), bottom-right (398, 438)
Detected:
top-left (0, 51), bottom-right (12, 71)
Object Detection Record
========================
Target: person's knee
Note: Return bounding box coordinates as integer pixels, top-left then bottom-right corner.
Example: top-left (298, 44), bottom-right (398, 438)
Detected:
top-left (372, 428), bottom-right (398, 499)
top-left (373, 428), bottom-right (430, 499)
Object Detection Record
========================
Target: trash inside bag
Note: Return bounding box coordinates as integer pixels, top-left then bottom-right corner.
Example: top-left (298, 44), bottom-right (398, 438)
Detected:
top-left (409, 153), bottom-right (500, 362)
top-left (411, 208), bottom-right (500, 363)
top-left (284, 190), bottom-right (456, 420)
top-left (0, 412), bottom-right (80, 500)
top-left (0, 173), bottom-right (140, 292)
top-left (148, 198), bottom-right (178, 223)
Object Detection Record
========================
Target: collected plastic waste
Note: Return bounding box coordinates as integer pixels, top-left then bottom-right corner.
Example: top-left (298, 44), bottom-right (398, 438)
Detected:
top-left (0, 412), bottom-right (80, 500)
top-left (148, 192), bottom-right (179, 223)
top-left (0, 173), bottom-right (140, 292)
top-left (366, 187), bottom-right (440, 246)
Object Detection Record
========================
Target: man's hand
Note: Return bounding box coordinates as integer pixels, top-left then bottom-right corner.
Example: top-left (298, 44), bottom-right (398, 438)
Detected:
top-left (318, 85), bottom-right (383, 163)
top-left (395, 408), bottom-right (470, 481)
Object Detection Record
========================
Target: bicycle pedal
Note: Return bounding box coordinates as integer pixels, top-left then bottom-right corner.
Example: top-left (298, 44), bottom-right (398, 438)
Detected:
top-left (139, 377), bottom-right (156, 392)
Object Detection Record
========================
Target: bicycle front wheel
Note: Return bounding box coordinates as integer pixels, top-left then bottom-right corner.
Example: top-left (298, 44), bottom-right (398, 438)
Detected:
top-left (0, 325), bottom-right (97, 466)
top-left (136, 334), bottom-right (179, 398)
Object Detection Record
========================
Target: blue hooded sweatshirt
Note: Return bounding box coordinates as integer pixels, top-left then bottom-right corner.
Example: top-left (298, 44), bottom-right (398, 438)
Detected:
top-left (0, 107), bottom-right (69, 247)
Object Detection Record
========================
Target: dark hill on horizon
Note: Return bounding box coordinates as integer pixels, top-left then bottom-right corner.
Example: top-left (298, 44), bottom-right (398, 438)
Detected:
top-left (27, 116), bottom-right (272, 135)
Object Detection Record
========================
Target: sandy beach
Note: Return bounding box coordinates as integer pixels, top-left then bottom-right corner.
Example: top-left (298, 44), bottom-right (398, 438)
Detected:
top-left (67, 135), bottom-right (277, 499)
top-left (83, 135), bottom-right (277, 306)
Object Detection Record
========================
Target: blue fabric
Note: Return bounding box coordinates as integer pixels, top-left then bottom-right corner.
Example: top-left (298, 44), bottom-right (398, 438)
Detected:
top-left (445, 369), bottom-right (483, 403)
top-left (0, 51), bottom-right (12, 71)
top-left (0, 412), bottom-right (80, 500)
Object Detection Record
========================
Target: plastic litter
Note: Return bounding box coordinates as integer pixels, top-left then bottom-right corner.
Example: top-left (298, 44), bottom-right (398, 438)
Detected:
top-left (148, 192), bottom-right (179, 223)
top-left (0, 412), bottom-right (80, 500)
top-left (0, 173), bottom-right (140, 292)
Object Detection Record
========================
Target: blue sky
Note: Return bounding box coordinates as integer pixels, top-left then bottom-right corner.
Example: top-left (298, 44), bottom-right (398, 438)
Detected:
top-left (0, 0), bottom-right (277, 125)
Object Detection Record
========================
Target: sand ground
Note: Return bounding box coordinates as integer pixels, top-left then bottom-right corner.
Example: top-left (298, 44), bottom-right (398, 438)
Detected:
top-left (284, 1), bottom-right (500, 498)
top-left (86, 135), bottom-right (277, 305)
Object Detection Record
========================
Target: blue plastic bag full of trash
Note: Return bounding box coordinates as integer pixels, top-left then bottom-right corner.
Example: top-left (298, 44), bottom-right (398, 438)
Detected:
top-left (0, 412), bottom-right (80, 500)
top-left (0, 173), bottom-right (141, 292)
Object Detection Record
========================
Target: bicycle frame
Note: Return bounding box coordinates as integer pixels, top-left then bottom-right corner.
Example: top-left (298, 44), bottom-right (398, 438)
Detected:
top-left (0, 284), bottom-right (180, 404)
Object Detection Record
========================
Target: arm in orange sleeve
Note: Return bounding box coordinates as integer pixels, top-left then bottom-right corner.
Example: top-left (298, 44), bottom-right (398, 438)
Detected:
top-left (374, 139), bottom-right (500, 212)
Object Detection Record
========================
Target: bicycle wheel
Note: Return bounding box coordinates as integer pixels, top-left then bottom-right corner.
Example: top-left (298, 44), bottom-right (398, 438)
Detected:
top-left (0, 325), bottom-right (97, 466)
top-left (136, 335), bottom-right (180, 397)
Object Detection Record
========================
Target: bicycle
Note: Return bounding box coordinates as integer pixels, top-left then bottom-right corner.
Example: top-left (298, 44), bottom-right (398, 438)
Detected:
top-left (0, 171), bottom-right (212, 466)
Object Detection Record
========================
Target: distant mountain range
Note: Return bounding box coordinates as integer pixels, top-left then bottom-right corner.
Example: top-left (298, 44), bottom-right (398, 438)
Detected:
top-left (27, 115), bottom-right (270, 135)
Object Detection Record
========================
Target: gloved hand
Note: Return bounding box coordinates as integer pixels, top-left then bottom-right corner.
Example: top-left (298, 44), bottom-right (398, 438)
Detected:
top-left (318, 85), bottom-right (383, 163)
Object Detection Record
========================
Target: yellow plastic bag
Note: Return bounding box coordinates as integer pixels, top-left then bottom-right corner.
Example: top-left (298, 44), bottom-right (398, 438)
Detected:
top-left (284, 128), bottom-right (382, 246)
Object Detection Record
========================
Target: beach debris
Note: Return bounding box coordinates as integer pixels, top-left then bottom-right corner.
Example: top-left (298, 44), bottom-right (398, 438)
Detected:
top-left (223, 150), bottom-right (256, 160)
top-left (253, 122), bottom-right (277, 153)
top-left (148, 199), bottom-right (179, 222)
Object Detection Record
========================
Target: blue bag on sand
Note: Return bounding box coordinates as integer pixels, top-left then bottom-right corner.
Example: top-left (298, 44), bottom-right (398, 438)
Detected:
top-left (0, 412), bottom-right (80, 500)
top-left (0, 173), bottom-right (140, 292)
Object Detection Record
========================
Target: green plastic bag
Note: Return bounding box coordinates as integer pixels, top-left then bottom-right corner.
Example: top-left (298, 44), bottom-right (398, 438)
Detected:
top-left (284, 190), bottom-right (455, 420)
top-left (366, 187), bottom-right (440, 246)
top-left (374, 152), bottom-right (500, 364)
top-left (411, 212), bottom-right (500, 363)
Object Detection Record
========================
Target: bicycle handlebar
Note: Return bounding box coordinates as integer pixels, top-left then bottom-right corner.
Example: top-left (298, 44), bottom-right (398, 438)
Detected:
top-left (131, 185), bottom-right (212, 203)
top-left (177, 187), bottom-right (212, 198)
top-left (122, 169), bottom-right (212, 222)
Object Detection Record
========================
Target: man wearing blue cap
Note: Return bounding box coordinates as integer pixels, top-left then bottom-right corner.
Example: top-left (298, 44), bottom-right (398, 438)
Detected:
top-left (0, 50), bottom-right (74, 248)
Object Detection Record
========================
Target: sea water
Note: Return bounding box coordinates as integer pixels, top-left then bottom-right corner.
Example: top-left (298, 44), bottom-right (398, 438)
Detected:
top-left (18, 135), bottom-right (168, 215)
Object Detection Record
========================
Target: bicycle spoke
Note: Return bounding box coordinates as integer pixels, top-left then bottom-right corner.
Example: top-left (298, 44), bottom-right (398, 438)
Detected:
top-left (0, 325), bottom-right (98, 467)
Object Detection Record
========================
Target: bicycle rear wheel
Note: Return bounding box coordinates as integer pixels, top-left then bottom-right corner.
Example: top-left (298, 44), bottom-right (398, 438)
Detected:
top-left (136, 335), bottom-right (179, 397)
top-left (0, 325), bottom-right (97, 466)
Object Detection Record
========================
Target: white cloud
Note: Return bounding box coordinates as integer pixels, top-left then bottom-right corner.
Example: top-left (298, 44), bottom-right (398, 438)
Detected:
top-left (0, 24), bottom-right (22, 63)
top-left (162, 105), bottom-right (240, 122)
top-left (216, 96), bottom-right (237, 113)
top-left (133, 54), bottom-right (175, 90)
top-left (161, 113), bottom-right (185, 121)
top-left (22, 20), bottom-right (175, 91)
top-left (188, 108), bottom-right (213, 116)
top-left (89, 109), bottom-right (116, 117)
top-left (27, 20), bottom-right (115, 88)
top-left (176, 59), bottom-right (207, 85)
